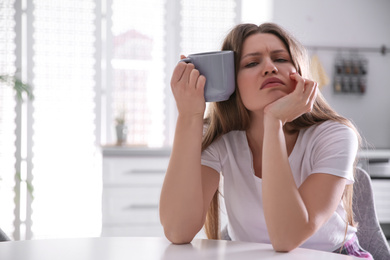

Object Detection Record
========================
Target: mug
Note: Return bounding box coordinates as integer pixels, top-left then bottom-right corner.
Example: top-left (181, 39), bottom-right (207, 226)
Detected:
top-left (180, 50), bottom-right (235, 102)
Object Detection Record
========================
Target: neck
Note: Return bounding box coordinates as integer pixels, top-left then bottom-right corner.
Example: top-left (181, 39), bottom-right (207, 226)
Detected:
top-left (246, 112), bottom-right (265, 154)
top-left (246, 111), bottom-right (298, 156)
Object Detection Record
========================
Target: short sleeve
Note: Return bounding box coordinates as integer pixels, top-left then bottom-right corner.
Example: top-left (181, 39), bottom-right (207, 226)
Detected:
top-left (310, 123), bottom-right (358, 184)
top-left (201, 141), bottom-right (222, 173)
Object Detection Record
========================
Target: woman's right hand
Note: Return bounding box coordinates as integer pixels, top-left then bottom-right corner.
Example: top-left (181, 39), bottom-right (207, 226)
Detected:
top-left (263, 73), bottom-right (318, 126)
top-left (171, 55), bottom-right (206, 117)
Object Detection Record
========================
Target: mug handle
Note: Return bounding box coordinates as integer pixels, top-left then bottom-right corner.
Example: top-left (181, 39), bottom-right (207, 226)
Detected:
top-left (179, 57), bottom-right (191, 63)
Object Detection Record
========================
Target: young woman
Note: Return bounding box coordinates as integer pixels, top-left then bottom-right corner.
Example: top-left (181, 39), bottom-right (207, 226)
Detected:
top-left (159, 23), bottom-right (372, 259)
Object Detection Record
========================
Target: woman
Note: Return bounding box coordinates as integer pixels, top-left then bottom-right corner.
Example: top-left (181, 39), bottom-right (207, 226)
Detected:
top-left (159, 23), bottom-right (372, 258)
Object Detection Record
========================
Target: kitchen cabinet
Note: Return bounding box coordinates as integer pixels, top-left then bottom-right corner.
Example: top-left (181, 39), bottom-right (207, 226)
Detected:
top-left (101, 146), bottom-right (171, 237)
top-left (358, 149), bottom-right (390, 239)
top-left (101, 146), bottom-right (389, 239)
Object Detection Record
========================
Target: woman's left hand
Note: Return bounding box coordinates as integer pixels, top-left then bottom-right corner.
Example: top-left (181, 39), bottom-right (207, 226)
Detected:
top-left (264, 73), bottom-right (318, 125)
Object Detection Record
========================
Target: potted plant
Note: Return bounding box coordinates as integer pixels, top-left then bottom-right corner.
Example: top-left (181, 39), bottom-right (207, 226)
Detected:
top-left (115, 110), bottom-right (128, 146)
top-left (0, 74), bottom-right (34, 101)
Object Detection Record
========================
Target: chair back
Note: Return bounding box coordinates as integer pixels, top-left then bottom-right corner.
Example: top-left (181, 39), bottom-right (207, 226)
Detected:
top-left (0, 228), bottom-right (10, 242)
top-left (220, 167), bottom-right (390, 259)
top-left (353, 167), bottom-right (390, 259)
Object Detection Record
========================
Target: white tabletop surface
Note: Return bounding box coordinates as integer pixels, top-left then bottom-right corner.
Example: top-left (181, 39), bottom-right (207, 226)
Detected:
top-left (0, 237), bottom-right (361, 260)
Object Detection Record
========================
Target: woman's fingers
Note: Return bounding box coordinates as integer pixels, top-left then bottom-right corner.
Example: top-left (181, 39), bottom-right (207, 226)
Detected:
top-left (196, 75), bottom-right (206, 91)
top-left (290, 73), bottom-right (305, 93)
top-left (183, 63), bottom-right (195, 84)
top-left (304, 80), bottom-right (318, 104)
top-left (171, 62), bottom-right (195, 86)
top-left (301, 79), bottom-right (318, 114)
top-left (189, 68), bottom-right (206, 91)
top-left (308, 82), bottom-right (318, 107)
top-left (290, 72), bottom-right (317, 104)
top-left (265, 73), bottom-right (318, 122)
top-left (171, 54), bottom-right (191, 86)
top-left (171, 62), bottom-right (187, 85)
top-left (189, 68), bottom-right (200, 87)
top-left (171, 56), bottom-right (205, 100)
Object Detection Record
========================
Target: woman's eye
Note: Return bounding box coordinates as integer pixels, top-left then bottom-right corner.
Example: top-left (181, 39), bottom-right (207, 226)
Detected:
top-left (275, 58), bottom-right (287, 62)
top-left (245, 62), bottom-right (258, 68)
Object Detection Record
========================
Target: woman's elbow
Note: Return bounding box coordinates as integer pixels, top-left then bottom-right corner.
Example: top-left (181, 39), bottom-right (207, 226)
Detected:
top-left (271, 240), bottom-right (299, 253)
top-left (270, 233), bottom-right (306, 252)
top-left (272, 241), bottom-right (298, 253)
top-left (271, 230), bottom-right (314, 252)
top-left (163, 227), bottom-right (196, 244)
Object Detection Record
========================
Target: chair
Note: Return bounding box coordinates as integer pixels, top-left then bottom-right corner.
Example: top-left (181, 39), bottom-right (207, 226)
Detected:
top-left (220, 167), bottom-right (390, 259)
top-left (353, 167), bottom-right (390, 260)
top-left (0, 228), bottom-right (10, 242)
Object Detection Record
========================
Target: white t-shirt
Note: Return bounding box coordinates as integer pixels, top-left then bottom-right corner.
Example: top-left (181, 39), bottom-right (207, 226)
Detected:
top-left (201, 120), bottom-right (358, 252)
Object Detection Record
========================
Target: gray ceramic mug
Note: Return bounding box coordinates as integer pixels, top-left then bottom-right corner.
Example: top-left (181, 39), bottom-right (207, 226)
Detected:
top-left (181, 50), bottom-right (235, 102)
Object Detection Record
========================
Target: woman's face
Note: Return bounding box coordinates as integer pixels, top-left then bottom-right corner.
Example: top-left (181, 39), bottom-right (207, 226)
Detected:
top-left (237, 33), bottom-right (297, 113)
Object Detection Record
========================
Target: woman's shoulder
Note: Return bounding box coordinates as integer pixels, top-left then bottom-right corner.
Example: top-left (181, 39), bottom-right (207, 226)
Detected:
top-left (213, 130), bottom-right (246, 144)
top-left (205, 130), bottom-right (246, 152)
top-left (299, 120), bottom-right (358, 150)
top-left (202, 130), bottom-right (248, 165)
top-left (304, 120), bottom-right (356, 138)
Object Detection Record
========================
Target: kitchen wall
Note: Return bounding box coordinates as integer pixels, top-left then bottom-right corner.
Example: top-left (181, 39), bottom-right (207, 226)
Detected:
top-left (271, 0), bottom-right (390, 149)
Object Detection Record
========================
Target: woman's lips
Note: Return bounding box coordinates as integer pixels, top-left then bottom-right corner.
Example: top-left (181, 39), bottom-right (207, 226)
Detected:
top-left (261, 77), bottom-right (284, 89)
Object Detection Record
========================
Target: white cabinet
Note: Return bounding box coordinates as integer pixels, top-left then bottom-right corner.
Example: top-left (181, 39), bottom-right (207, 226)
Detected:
top-left (358, 149), bottom-right (390, 239)
top-left (101, 147), bottom-right (170, 237)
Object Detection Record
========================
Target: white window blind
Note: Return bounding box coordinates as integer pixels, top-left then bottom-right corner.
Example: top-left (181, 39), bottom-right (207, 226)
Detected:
top-left (108, 0), bottom-right (166, 147)
top-left (180, 0), bottom-right (238, 115)
top-left (30, 0), bottom-right (100, 239)
top-left (1, 0), bottom-right (244, 240)
top-left (180, 0), bottom-right (238, 54)
top-left (0, 0), bottom-right (17, 239)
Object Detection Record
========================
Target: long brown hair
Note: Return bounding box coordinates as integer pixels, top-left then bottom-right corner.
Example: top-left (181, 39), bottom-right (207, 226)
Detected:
top-left (203, 23), bottom-right (360, 239)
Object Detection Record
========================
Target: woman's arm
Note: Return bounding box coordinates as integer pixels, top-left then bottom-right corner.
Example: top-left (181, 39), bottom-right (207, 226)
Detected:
top-left (262, 116), bottom-right (347, 252)
top-left (261, 73), bottom-right (348, 251)
top-left (159, 61), bottom-right (219, 244)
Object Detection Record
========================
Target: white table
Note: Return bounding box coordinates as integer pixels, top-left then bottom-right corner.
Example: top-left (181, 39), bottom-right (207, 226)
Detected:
top-left (0, 237), bottom-right (361, 260)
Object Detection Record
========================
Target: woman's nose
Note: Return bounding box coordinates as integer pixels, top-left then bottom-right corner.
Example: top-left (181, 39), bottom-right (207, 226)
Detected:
top-left (262, 59), bottom-right (278, 76)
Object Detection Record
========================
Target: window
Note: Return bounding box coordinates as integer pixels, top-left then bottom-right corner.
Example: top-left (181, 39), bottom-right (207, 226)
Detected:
top-left (30, 0), bottom-right (99, 239)
top-left (180, 0), bottom-right (237, 54)
top-left (0, 0), bottom-right (17, 240)
top-left (1, 0), bottom-right (100, 240)
top-left (1, 0), bottom-right (274, 240)
top-left (107, 0), bottom-right (238, 147)
top-left (108, 0), bottom-right (166, 147)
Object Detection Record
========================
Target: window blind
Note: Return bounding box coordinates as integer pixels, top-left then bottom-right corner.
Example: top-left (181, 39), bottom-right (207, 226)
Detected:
top-left (30, 0), bottom-right (100, 239)
top-left (0, 0), bottom-right (17, 239)
top-left (180, 0), bottom-right (238, 54)
top-left (109, 0), bottom-right (166, 147)
top-left (1, 0), bottom-right (243, 240)
top-left (180, 0), bottom-right (238, 116)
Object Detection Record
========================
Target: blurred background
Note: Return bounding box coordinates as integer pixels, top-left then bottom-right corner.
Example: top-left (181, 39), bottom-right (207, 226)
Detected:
top-left (1, 0), bottom-right (389, 241)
